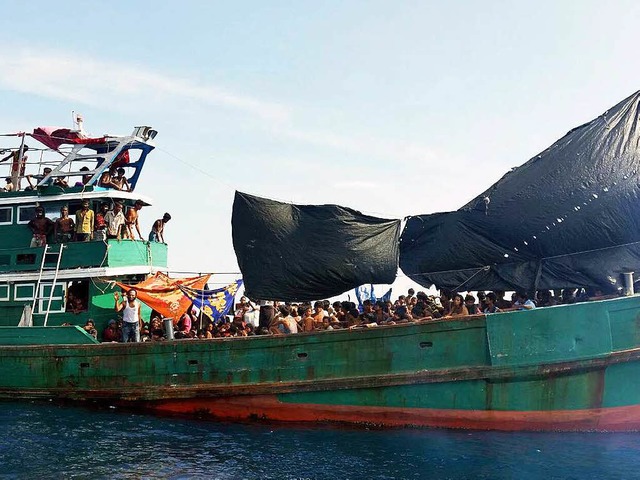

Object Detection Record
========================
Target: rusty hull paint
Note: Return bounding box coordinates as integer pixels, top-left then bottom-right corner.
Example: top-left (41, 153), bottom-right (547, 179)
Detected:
top-left (135, 396), bottom-right (640, 432)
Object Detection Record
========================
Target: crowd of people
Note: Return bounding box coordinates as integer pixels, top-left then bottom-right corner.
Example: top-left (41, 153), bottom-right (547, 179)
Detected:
top-left (94, 286), bottom-right (616, 343)
top-left (0, 145), bottom-right (133, 193)
top-left (26, 201), bottom-right (171, 246)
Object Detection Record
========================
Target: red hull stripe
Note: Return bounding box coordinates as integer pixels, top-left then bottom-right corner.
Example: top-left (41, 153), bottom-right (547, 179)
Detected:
top-left (142, 395), bottom-right (640, 432)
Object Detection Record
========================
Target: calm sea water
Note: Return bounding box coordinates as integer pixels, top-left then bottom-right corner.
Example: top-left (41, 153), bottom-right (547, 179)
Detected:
top-left (1, 401), bottom-right (639, 479)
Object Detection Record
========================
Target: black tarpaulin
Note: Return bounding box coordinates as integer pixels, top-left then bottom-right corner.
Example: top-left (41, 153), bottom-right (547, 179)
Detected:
top-left (400, 90), bottom-right (640, 292)
top-left (232, 191), bottom-right (401, 301)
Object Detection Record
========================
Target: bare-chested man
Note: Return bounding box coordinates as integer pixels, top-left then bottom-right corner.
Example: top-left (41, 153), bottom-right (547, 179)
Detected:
top-left (54, 206), bottom-right (75, 243)
top-left (312, 301), bottom-right (326, 330)
top-left (125, 200), bottom-right (144, 240)
top-left (28, 206), bottom-right (53, 247)
top-left (301, 305), bottom-right (315, 332)
top-left (0, 145), bottom-right (28, 190)
top-left (112, 168), bottom-right (130, 192)
top-left (99, 167), bottom-right (119, 189)
top-left (149, 213), bottom-right (171, 243)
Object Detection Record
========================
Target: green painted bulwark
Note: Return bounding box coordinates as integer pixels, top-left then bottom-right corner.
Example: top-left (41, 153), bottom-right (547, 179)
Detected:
top-left (486, 300), bottom-right (618, 367)
top-left (0, 326), bottom-right (98, 346)
top-left (106, 240), bottom-right (167, 268)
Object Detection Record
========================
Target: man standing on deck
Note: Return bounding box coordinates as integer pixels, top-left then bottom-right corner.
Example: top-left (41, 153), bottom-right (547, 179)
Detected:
top-left (105, 201), bottom-right (126, 240)
top-left (27, 206), bottom-right (53, 247)
top-left (94, 203), bottom-right (109, 242)
top-left (114, 289), bottom-right (143, 342)
top-left (0, 145), bottom-right (28, 191)
top-left (75, 200), bottom-right (94, 242)
top-left (148, 213), bottom-right (171, 243)
top-left (125, 200), bottom-right (144, 240)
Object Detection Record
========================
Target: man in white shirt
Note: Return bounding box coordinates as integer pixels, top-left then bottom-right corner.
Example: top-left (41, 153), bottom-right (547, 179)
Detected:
top-left (105, 201), bottom-right (126, 240)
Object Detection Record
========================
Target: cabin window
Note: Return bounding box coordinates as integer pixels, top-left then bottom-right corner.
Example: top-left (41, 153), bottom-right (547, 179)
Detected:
top-left (66, 280), bottom-right (89, 314)
top-left (38, 283), bottom-right (66, 314)
top-left (0, 285), bottom-right (8, 301)
top-left (0, 207), bottom-right (12, 225)
top-left (14, 283), bottom-right (35, 301)
top-left (16, 254), bottom-right (36, 265)
top-left (17, 205), bottom-right (37, 224)
top-left (0, 254), bottom-right (10, 266)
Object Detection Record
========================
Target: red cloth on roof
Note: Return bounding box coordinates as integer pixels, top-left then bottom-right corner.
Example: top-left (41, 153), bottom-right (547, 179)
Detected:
top-left (31, 127), bottom-right (106, 150)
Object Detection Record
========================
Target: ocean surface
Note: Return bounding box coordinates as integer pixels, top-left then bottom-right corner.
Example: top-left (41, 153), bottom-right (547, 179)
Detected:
top-left (1, 402), bottom-right (639, 479)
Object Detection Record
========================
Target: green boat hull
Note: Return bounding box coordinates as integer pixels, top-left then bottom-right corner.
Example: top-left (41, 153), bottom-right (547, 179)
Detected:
top-left (2, 295), bottom-right (640, 430)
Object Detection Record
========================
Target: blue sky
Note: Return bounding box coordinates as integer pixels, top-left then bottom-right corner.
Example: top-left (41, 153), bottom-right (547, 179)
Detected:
top-left (0, 1), bottom-right (639, 292)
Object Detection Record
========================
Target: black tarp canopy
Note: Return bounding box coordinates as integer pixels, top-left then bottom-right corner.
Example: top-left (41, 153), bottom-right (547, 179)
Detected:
top-left (400, 90), bottom-right (640, 292)
top-left (232, 191), bottom-right (401, 301)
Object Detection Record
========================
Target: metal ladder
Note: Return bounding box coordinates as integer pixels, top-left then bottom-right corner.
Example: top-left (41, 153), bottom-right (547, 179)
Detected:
top-left (30, 244), bottom-right (65, 326)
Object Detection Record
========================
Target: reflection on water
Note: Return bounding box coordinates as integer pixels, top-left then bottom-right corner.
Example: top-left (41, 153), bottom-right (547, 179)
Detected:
top-left (0, 401), bottom-right (639, 479)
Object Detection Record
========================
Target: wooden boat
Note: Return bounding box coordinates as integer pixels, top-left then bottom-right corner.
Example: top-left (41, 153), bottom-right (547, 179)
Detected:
top-left (3, 92), bottom-right (640, 432)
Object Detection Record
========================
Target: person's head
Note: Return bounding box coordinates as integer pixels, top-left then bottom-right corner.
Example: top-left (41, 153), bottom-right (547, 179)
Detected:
top-left (85, 319), bottom-right (95, 327)
top-left (314, 301), bottom-right (323, 311)
top-left (100, 202), bottom-right (109, 212)
top-left (117, 167), bottom-right (126, 176)
top-left (134, 200), bottom-right (144, 210)
top-left (22, 145), bottom-right (29, 152)
top-left (81, 200), bottom-right (89, 210)
top-left (126, 289), bottom-right (137, 301)
top-left (362, 299), bottom-right (373, 312)
top-left (35, 206), bottom-right (44, 218)
top-left (464, 294), bottom-right (476, 306)
top-left (374, 300), bottom-right (385, 312)
top-left (107, 319), bottom-right (116, 329)
top-left (537, 290), bottom-right (551, 301)
top-left (4, 177), bottom-right (10, 184)
top-left (109, 167), bottom-right (118, 175)
top-left (453, 293), bottom-right (464, 306)
top-left (408, 288), bottom-right (415, 296)
top-left (278, 304), bottom-right (290, 316)
top-left (517, 291), bottom-right (528, 302)
top-left (114, 201), bottom-right (123, 213)
top-left (60, 205), bottom-right (69, 216)
top-left (43, 167), bottom-right (52, 175)
top-left (485, 292), bottom-right (497, 306)
top-left (163, 212), bottom-right (171, 223)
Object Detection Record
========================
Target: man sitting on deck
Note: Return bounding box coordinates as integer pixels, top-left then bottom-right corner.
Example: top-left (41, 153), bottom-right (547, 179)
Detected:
top-left (483, 292), bottom-right (501, 314)
top-left (514, 291), bottom-right (536, 310)
top-left (102, 319), bottom-right (120, 342)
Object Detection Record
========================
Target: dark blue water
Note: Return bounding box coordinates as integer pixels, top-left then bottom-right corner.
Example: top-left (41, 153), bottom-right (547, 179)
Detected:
top-left (1, 402), bottom-right (639, 479)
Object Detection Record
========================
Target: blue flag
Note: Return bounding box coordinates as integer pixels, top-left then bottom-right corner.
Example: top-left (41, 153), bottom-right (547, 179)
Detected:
top-left (381, 288), bottom-right (392, 302)
top-left (355, 284), bottom-right (376, 312)
top-left (179, 279), bottom-right (243, 323)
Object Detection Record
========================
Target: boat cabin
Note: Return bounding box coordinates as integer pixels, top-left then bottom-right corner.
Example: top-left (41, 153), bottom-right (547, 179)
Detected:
top-left (0, 125), bottom-right (167, 328)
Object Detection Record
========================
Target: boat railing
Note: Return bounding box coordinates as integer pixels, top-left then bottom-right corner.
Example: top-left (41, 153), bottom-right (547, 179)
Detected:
top-left (0, 127), bottom-right (156, 194)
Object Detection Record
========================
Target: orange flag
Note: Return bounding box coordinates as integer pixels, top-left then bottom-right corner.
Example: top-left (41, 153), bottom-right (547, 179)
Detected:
top-left (117, 272), bottom-right (211, 319)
